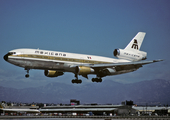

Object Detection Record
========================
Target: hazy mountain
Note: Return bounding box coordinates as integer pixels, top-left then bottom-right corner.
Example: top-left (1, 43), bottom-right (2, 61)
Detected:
top-left (0, 79), bottom-right (170, 105)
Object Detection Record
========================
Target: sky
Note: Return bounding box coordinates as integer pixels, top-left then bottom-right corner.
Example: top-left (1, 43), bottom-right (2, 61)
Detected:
top-left (0, 0), bottom-right (170, 89)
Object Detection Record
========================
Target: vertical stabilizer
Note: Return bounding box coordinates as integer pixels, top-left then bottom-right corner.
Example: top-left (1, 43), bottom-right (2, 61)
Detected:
top-left (125, 32), bottom-right (146, 51)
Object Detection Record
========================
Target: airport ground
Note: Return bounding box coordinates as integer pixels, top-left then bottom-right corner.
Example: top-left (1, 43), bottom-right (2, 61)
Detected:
top-left (1, 101), bottom-right (170, 119)
top-left (0, 115), bottom-right (170, 120)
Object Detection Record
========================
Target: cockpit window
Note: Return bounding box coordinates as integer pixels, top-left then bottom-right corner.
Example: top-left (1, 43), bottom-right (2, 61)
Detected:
top-left (8, 52), bottom-right (16, 55)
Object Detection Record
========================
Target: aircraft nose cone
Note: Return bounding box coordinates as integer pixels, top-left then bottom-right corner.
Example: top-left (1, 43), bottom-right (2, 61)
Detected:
top-left (3, 53), bottom-right (9, 61)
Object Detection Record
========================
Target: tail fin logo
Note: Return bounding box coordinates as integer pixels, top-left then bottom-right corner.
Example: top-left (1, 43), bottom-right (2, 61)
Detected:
top-left (131, 39), bottom-right (138, 50)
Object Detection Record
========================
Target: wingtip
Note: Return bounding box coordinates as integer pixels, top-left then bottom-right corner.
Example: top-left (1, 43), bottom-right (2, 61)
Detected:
top-left (153, 59), bottom-right (163, 62)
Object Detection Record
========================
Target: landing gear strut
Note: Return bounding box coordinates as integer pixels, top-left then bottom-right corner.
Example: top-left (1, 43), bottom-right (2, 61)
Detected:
top-left (71, 74), bottom-right (82, 84)
top-left (25, 68), bottom-right (30, 78)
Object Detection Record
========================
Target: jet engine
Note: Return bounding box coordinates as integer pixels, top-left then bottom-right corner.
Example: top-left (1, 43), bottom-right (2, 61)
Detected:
top-left (75, 66), bottom-right (94, 75)
top-left (113, 49), bottom-right (147, 61)
top-left (44, 70), bottom-right (64, 77)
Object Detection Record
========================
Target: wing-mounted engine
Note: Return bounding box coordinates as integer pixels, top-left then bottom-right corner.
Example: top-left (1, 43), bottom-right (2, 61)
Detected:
top-left (44, 70), bottom-right (64, 77)
top-left (113, 49), bottom-right (147, 61)
top-left (75, 66), bottom-right (94, 75)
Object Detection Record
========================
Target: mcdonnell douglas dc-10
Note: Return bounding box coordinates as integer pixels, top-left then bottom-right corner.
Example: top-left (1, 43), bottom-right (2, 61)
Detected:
top-left (4, 32), bottom-right (162, 84)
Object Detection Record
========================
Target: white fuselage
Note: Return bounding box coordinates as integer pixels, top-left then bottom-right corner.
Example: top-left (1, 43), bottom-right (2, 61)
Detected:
top-left (7, 48), bottom-right (130, 73)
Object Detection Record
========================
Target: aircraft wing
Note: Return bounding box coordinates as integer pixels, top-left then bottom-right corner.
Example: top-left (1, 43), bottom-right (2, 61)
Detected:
top-left (90, 59), bottom-right (163, 68)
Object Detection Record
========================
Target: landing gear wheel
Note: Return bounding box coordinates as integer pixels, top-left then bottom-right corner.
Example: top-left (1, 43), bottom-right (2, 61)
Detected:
top-left (72, 79), bottom-right (82, 84)
top-left (98, 78), bottom-right (102, 82)
top-left (72, 79), bottom-right (75, 84)
top-left (92, 78), bottom-right (95, 82)
top-left (91, 78), bottom-right (102, 83)
top-left (77, 79), bottom-right (82, 84)
top-left (25, 74), bottom-right (29, 78)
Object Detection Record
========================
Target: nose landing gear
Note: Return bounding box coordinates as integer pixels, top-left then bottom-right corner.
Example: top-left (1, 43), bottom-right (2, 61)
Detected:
top-left (25, 68), bottom-right (30, 78)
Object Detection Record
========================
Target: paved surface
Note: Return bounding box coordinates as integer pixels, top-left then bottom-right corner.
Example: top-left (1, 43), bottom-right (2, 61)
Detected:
top-left (0, 116), bottom-right (170, 120)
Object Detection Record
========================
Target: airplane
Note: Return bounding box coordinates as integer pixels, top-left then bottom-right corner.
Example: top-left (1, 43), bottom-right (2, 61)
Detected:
top-left (3, 32), bottom-right (162, 84)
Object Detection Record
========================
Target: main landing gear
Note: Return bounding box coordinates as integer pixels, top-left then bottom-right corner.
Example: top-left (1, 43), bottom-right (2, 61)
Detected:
top-left (72, 74), bottom-right (82, 84)
top-left (71, 74), bottom-right (103, 84)
top-left (72, 79), bottom-right (82, 84)
top-left (91, 78), bottom-right (102, 83)
top-left (25, 68), bottom-right (30, 78)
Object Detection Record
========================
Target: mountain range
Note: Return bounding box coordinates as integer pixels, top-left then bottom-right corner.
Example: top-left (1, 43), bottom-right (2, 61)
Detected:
top-left (0, 79), bottom-right (170, 105)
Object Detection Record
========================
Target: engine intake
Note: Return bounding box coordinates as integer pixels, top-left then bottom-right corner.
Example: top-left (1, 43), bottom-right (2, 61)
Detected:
top-left (113, 49), bottom-right (120, 57)
top-left (44, 70), bottom-right (64, 77)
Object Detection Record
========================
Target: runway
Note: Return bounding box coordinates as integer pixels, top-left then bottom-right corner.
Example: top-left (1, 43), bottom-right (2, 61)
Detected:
top-left (0, 116), bottom-right (170, 120)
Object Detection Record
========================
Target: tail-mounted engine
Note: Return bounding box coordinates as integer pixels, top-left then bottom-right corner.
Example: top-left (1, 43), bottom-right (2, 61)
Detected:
top-left (113, 49), bottom-right (147, 61)
top-left (44, 70), bottom-right (64, 77)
